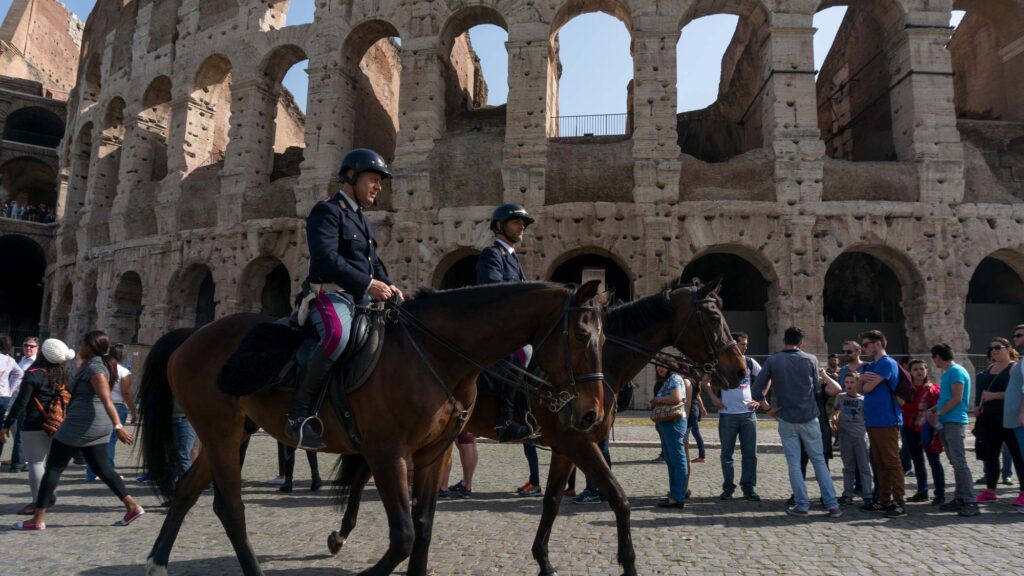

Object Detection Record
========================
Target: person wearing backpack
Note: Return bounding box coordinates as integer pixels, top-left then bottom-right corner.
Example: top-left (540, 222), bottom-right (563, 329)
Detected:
top-left (858, 330), bottom-right (906, 518)
top-left (1, 338), bottom-right (75, 515)
top-left (12, 331), bottom-right (144, 531)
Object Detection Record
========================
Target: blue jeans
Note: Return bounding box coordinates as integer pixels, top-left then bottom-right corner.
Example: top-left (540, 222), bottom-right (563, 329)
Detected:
top-left (779, 418), bottom-right (837, 511)
top-left (86, 404), bottom-right (129, 481)
top-left (903, 423), bottom-right (945, 498)
top-left (172, 417), bottom-right (197, 477)
top-left (524, 444), bottom-right (539, 486)
top-left (718, 411), bottom-right (757, 494)
top-left (656, 417), bottom-right (689, 502)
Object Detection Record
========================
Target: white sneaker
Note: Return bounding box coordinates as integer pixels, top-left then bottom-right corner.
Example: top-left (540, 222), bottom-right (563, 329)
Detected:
top-left (265, 475), bottom-right (286, 486)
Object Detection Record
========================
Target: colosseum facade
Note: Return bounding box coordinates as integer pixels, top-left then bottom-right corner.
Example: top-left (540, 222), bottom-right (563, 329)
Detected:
top-left (18, 0), bottom-right (1024, 390)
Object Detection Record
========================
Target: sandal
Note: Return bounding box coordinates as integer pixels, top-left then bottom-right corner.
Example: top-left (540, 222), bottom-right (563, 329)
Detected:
top-left (115, 506), bottom-right (145, 526)
top-left (11, 520), bottom-right (45, 530)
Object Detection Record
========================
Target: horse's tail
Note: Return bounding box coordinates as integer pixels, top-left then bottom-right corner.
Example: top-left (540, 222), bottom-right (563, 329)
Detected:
top-left (138, 327), bottom-right (197, 503)
top-left (332, 454), bottom-right (368, 510)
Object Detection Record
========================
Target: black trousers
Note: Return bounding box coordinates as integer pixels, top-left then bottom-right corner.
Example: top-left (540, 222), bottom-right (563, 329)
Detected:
top-left (36, 438), bottom-right (130, 509)
top-left (983, 426), bottom-right (1024, 490)
top-left (277, 441), bottom-right (319, 478)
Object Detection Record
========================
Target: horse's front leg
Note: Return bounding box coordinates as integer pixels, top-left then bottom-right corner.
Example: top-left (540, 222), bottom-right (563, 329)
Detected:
top-left (329, 455), bottom-right (373, 556)
top-left (406, 445), bottom-right (453, 576)
top-left (357, 450), bottom-right (414, 576)
top-left (572, 441), bottom-right (636, 576)
top-left (531, 452), bottom-right (576, 576)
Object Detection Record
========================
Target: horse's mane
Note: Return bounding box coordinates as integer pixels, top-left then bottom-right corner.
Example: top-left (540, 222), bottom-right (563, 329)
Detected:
top-left (604, 290), bottom-right (675, 337)
top-left (403, 281), bottom-right (564, 314)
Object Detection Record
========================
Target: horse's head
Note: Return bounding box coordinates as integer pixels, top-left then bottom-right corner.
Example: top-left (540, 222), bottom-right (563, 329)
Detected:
top-left (532, 279), bottom-right (606, 433)
top-left (667, 276), bottom-right (746, 390)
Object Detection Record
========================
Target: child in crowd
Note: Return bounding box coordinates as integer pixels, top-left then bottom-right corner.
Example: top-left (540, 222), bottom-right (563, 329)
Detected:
top-left (834, 372), bottom-right (873, 506)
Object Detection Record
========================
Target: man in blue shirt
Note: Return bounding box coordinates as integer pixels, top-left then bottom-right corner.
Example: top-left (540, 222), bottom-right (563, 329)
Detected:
top-left (858, 330), bottom-right (905, 517)
top-left (927, 343), bottom-right (979, 516)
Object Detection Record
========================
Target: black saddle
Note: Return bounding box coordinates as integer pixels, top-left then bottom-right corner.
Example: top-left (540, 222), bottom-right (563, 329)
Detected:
top-left (216, 306), bottom-right (386, 398)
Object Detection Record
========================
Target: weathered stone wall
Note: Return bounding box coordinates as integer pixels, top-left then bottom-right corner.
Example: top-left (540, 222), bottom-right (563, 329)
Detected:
top-left (37, 0), bottom-right (1024, 381)
top-left (0, 0), bottom-right (83, 98)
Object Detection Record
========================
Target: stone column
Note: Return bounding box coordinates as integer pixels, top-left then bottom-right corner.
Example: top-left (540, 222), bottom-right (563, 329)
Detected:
top-left (886, 25), bottom-right (964, 203)
top-left (110, 108), bottom-right (145, 243)
top-left (157, 93), bottom-right (198, 236)
top-left (219, 79), bottom-right (278, 226)
top-left (502, 24), bottom-right (551, 208)
top-left (761, 24), bottom-right (826, 205)
top-left (78, 132), bottom-right (119, 250)
top-left (631, 21), bottom-right (681, 204)
top-left (781, 215), bottom-right (826, 353)
top-left (296, 57), bottom-right (355, 215)
top-left (391, 40), bottom-right (444, 211)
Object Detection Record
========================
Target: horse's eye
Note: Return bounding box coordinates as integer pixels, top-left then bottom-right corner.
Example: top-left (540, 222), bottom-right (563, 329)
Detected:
top-left (574, 329), bottom-right (589, 342)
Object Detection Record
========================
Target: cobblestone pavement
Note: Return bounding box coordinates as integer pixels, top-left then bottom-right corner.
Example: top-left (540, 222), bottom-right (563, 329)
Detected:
top-left (2, 431), bottom-right (1023, 576)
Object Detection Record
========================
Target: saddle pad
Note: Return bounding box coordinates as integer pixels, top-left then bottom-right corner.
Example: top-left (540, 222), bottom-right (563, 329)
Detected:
top-left (217, 321), bottom-right (306, 396)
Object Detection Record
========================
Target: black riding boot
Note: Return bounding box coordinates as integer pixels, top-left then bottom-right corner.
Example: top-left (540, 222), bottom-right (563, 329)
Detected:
top-left (497, 381), bottom-right (531, 443)
top-left (285, 347), bottom-right (331, 451)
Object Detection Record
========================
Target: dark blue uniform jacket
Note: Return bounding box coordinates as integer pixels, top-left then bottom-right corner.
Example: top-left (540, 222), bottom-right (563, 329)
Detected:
top-left (305, 192), bottom-right (390, 305)
top-left (476, 241), bottom-right (525, 285)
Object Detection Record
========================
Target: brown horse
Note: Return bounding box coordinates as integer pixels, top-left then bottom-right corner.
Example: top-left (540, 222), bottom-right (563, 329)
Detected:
top-left (326, 277), bottom-right (746, 576)
top-left (138, 281), bottom-right (607, 576)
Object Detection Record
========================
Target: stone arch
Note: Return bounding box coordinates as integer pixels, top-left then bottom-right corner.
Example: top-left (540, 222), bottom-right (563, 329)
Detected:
top-left (140, 75), bottom-right (173, 182)
top-left (964, 249), bottom-right (1024, 355)
top-left (0, 156), bottom-right (58, 210)
top-left (82, 57), bottom-right (102, 107)
top-left (109, 271), bottom-right (143, 344)
top-left (239, 257), bottom-right (293, 317)
top-left (61, 122), bottom-right (94, 256)
top-left (167, 263), bottom-right (217, 327)
top-left (822, 245), bottom-right (925, 354)
top-left (87, 97), bottom-right (127, 247)
top-left (0, 234), bottom-right (47, 342)
top-left (340, 19), bottom-right (402, 165)
top-left (547, 247), bottom-right (634, 302)
top-left (188, 53), bottom-right (234, 170)
top-left (950, 0), bottom-right (1024, 121)
top-left (439, 6), bottom-right (508, 119)
top-left (52, 281), bottom-right (74, 341)
top-left (815, 0), bottom-right (910, 162)
top-left (550, 0), bottom-right (634, 37)
top-left (120, 76), bottom-right (172, 240)
top-left (681, 247), bottom-right (777, 355)
top-left (2, 106), bottom-right (65, 148)
top-left (432, 248), bottom-right (481, 289)
top-left (676, 0), bottom-right (772, 163)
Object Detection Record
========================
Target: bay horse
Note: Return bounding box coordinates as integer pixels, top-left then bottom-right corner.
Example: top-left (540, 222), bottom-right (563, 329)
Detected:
top-left (326, 277), bottom-right (746, 575)
top-left (138, 281), bottom-right (607, 576)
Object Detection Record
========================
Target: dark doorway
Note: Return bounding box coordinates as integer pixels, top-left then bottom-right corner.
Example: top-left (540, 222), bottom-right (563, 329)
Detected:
top-left (261, 263), bottom-right (292, 317)
top-left (823, 252), bottom-right (907, 354)
top-left (549, 253), bottom-right (631, 302)
top-left (965, 257), bottom-right (1024, 355)
top-left (195, 270), bottom-right (216, 326)
top-left (681, 253), bottom-right (770, 356)
top-left (0, 235), bottom-right (46, 342)
top-left (439, 254), bottom-right (479, 289)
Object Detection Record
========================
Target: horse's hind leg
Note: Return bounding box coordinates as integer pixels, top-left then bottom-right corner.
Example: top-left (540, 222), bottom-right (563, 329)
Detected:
top-left (207, 436), bottom-right (265, 576)
top-left (357, 451), bottom-right (414, 576)
top-left (146, 449), bottom-right (214, 575)
top-left (405, 447), bottom-right (452, 576)
top-left (329, 457), bottom-right (373, 555)
top-left (531, 452), bottom-right (576, 576)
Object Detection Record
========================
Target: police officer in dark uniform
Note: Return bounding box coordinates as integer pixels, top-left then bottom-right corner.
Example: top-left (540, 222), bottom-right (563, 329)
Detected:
top-left (287, 149), bottom-right (404, 450)
top-left (477, 203), bottom-right (536, 443)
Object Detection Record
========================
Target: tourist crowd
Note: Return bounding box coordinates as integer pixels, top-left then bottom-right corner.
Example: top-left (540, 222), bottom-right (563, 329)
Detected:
top-left (0, 200), bottom-right (55, 223)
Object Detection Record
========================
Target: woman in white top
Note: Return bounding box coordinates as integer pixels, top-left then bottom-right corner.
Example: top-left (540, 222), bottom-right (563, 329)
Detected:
top-left (85, 344), bottom-right (136, 482)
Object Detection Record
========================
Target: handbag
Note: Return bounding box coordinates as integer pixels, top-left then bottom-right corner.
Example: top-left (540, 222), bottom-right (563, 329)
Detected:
top-left (650, 401), bottom-right (685, 423)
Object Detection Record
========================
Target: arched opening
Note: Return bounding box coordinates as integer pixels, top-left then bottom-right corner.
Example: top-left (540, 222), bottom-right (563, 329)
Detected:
top-left (341, 21), bottom-right (402, 170)
top-left (187, 54), bottom-right (233, 170)
top-left (965, 254), bottom-right (1024, 355)
top-left (169, 264), bottom-right (217, 328)
top-left (823, 251), bottom-right (908, 354)
top-left (52, 282), bottom-right (73, 341)
top-left (0, 235), bottom-right (46, 342)
top-left (87, 97), bottom-right (126, 247)
top-left (431, 9), bottom-right (508, 208)
top-left (0, 157), bottom-right (58, 218)
top-left (110, 271), bottom-right (143, 344)
top-left (239, 257), bottom-right (292, 317)
top-left (433, 250), bottom-right (480, 290)
top-left (548, 250), bottom-right (632, 303)
top-left (815, 2), bottom-right (901, 162)
top-left (2, 107), bottom-right (65, 148)
top-left (549, 6), bottom-right (633, 138)
top-left (676, 3), bottom-right (769, 164)
top-left (81, 58), bottom-right (102, 107)
top-left (950, 0), bottom-right (1024, 122)
top-left (123, 76), bottom-right (172, 239)
top-left (61, 122), bottom-right (94, 255)
top-left (681, 252), bottom-right (771, 356)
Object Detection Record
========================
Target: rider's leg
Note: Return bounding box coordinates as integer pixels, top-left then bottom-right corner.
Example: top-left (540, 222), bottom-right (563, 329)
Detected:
top-left (497, 379), bottom-right (531, 442)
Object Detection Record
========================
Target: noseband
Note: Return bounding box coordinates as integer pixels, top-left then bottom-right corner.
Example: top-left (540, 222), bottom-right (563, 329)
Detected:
top-left (533, 285), bottom-right (604, 412)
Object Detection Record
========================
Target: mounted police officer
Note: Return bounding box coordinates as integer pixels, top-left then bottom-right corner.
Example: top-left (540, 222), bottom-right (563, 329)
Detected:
top-left (478, 203), bottom-right (536, 443)
top-left (287, 148), bottom-right (404, 450)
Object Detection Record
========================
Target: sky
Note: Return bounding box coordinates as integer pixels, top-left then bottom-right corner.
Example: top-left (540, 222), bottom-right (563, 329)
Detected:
top-left (0, 1), bottom-right (965, 115)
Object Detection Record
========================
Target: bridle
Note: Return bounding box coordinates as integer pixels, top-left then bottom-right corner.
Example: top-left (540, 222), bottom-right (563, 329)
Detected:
top-left (604, 287), bottom-right (738, 383)
top-left (529, 285), bottom-right (605, 412)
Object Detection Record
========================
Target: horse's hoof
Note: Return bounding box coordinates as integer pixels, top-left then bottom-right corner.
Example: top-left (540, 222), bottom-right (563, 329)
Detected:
top-left (327, 531), bottom-right (345, 556)
top-left (145, 557), bottom-right (169, 576)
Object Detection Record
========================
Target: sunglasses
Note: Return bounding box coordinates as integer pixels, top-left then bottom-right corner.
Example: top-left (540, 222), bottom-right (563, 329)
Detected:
top-left (1015, 333), bottom-right (1024, 339)
top-left (23, 344), bottom-right (37, 348)
top-left (989, 345), bottom-right (1008, 351)
top-left (842, 349), bottom-right (856, 354)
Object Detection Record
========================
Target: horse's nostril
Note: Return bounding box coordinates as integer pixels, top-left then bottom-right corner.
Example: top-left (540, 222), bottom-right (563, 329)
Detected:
top-left (580, 410), bottom-right (598, 429)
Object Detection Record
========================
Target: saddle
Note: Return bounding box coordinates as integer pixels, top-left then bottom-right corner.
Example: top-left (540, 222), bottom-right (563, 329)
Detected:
top-left (217, 306), bottom-right (387, 398)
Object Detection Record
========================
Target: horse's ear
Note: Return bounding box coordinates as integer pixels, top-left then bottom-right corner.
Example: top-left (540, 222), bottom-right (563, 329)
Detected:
top-left (597, 287), bottom-right (616, 306)
top-left (575, 279), bottom-right (602, 305)
top-left (697, 275), bottom-right (723, 298)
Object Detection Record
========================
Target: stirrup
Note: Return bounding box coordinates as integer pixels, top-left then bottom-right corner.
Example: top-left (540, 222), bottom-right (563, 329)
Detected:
top-left (523, 410), bottom-right (542, 439)
top-left (293, 414), bottom-right (326, 451)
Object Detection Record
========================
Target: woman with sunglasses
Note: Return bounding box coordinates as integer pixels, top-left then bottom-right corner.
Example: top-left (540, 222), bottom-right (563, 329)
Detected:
top-left (973, 337), bottom-right (1024, 505)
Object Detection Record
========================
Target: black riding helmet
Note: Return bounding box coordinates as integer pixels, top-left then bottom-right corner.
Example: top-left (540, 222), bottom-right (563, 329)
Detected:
top-left (339, 148), bottom-right (392, 186)
top-left (489, 203), bottom-right (535, 232)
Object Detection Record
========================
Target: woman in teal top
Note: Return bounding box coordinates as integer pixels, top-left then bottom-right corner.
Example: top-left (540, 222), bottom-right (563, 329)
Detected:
top-left (651, 365), bottom-right (689, 508)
